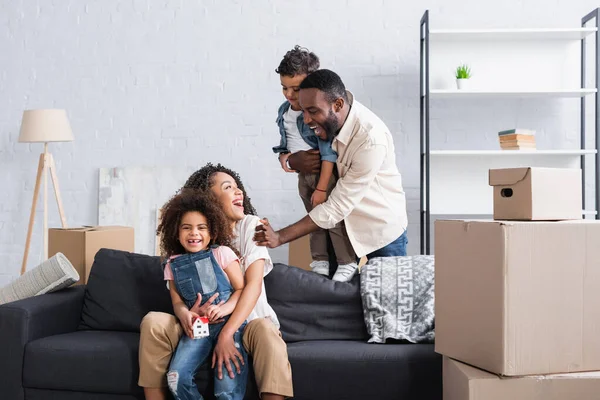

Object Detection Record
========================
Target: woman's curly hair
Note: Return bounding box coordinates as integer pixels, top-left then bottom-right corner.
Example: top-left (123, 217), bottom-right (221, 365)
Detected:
top-left (157, 189), bottom-right (235, 259)
top-left (183, 163), bottom-right (257, 216)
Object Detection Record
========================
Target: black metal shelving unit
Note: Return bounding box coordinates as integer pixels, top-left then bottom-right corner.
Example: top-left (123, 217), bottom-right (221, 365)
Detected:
top-left (419, 8), bottom-right (600, 255)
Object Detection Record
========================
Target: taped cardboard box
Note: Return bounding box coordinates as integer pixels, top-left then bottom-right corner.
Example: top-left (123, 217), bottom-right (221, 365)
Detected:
top-left (489, 167), bottom-right (581, 220)
top-left (435, 219), bottom-right (600, 376)
top-left (49, 226), bottom-right (134, 284)
top-left (443, 357), bottom-right (600, 400)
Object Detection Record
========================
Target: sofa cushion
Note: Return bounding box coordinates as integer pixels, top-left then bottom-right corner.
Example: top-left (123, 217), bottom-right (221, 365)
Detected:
top-left (23, 331), bottom-right (143, 395)
top-left (265, 263), bottom-right (369, 342)
top-left (23, 330), bottom-right (259, 399)
top-left (287, 341), bottom-right (441, 400)
top-left (79, 249), bottom-right (173, 332)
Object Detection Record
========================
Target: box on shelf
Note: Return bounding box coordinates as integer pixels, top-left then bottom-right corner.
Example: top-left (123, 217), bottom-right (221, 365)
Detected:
top-left (48, 226), bottom-right (134, 284)
top-left (435, 219), bottom-right (600, 376)
top-left (443, 357), bottom-right (600, 400)
top-left (489, 167), bottom-right (582, 220)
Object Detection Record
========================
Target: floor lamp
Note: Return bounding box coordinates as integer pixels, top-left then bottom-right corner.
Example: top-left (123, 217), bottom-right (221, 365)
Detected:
top-left (19, 109), bottom-right (73, 275)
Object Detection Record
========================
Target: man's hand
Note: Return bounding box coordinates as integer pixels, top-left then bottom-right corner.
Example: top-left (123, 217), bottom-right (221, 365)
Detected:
top-left (311, 190), bottom-right (327, 207)
top-left (190, 293), bottom-right (224, 324)
top-left (253, 218), bottom-right (282, 248)
top-left (278, 153), bottom-right (296, 173)
top-left (212, 333), bottom-right (244, 380)
top-left (288, 149), bottom-right (321, 174)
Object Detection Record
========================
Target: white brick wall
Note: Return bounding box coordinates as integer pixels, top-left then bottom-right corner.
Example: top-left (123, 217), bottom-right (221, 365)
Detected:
top-left (1, 0), bottom-right (598, 285)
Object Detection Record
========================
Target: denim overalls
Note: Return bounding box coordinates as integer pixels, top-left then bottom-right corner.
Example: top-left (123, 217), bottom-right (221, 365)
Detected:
top-left (167, 248), bottom-right (248, 400)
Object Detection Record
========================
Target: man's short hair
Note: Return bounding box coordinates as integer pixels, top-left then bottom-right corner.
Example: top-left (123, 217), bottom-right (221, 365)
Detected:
top-left (299, 69), bottom-right (348, 103)
top-left (275, 45), bottom-right (320, 77)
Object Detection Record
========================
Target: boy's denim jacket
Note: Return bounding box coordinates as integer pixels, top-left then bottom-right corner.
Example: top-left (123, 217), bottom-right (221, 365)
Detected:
top-left (272, 101), bottom-right (337, 163)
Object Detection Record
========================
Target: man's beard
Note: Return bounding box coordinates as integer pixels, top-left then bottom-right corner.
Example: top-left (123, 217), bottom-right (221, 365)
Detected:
top-left (322, 109), bottom-right (340, 141)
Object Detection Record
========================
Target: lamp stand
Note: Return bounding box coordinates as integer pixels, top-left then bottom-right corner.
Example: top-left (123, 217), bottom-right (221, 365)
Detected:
top-left (21, 143), bottom-right (68, 275)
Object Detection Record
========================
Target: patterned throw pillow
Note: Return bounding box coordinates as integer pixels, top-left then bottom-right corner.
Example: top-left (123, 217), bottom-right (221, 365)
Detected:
top-left (0, 252), bottom-right (79, 305)
top-left (360, 255), bottom-right (435, 344)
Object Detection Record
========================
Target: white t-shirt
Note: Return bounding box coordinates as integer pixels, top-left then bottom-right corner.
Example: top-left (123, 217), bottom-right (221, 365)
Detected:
top-left (232, 215), bottom-right (280, 328)
top-left (283, 107), bottom-right (312, 154)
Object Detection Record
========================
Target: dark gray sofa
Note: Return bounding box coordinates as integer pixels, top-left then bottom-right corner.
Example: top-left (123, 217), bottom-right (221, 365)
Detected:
top-left (0, 249), bottom-right (441, 400)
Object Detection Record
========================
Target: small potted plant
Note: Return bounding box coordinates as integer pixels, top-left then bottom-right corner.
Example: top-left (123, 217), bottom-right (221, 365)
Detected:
top-left (455, 64), bottom-right (472, 90)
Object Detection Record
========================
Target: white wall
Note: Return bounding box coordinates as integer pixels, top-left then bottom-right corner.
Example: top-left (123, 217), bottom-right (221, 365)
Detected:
top-left (1, 0), bottom-right (598, 285)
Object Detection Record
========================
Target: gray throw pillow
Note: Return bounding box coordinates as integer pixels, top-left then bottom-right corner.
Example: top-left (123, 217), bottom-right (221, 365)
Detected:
top-left (360, 255), bottom-right (435, 344)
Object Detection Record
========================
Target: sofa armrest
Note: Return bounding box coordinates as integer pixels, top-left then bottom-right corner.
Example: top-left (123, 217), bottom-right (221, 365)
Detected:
top-left (0, 285), bottom-right (85, 400)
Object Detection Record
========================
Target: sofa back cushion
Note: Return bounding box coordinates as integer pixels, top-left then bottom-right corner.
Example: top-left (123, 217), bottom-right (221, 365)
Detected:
top-left (265, 263), bottom-right (369, 342)
top-left (79, 248), bottom-right (173, 332)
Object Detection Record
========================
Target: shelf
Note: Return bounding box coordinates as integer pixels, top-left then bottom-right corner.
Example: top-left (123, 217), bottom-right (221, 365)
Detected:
top-left (430, 150), bottom-right (597, 156)
top-left (428, 210), bottom-right (598, 216)
top-left (429, 89), bottom-right (597, 99)
top-left (430, 28), bottom-right (597, 41)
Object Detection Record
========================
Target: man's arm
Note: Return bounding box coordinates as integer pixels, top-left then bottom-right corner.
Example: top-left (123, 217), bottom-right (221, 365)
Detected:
top-left (254, 141), bottom-right (387, 248)
top-left (254, 215), bottom-right (320, 248)
top-left (310, 141), bottom-right (386, 230)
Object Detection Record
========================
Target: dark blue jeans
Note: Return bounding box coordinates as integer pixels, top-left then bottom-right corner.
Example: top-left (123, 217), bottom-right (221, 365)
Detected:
top-left (366, 230), bottom-right (408, 259)
top-left (167, 322), bottom-right (248, 400)
top-left (167, 249), bottom-right (248, 400)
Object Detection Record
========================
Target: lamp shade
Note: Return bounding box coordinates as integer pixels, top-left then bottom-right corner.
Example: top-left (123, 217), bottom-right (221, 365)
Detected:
top-left (18, 109), bottom-right (74, 143)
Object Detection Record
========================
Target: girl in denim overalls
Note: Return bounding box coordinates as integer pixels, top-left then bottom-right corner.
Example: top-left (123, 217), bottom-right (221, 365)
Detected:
top-left (157, 189), bottom-right (248, 400)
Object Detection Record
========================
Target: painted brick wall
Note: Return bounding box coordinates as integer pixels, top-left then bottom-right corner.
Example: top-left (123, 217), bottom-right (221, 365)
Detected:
top-left (1, 0), bottom-right (597, 285)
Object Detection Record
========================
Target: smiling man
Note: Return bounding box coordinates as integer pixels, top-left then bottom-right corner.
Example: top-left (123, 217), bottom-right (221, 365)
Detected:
top-left (254, 69), bottom-right (409, 264)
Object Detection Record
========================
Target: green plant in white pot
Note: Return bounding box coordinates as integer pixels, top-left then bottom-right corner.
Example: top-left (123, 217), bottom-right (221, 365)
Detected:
top-left (455, 64), bottom-right (472, 90)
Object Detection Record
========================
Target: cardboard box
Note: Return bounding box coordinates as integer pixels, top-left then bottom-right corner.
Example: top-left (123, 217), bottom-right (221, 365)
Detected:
top-left (488, 167), bottom-right (582, 220)
top-left (288, 235), bottom-right (312, 271)
top-left (287, 234), bottom-right (367, 272)
top-left (443, 357), bottom-right (600, 400)
top-left (435, 219), bottom-right (600, 376)
top-left (49, 226), bottom-right (134, 284)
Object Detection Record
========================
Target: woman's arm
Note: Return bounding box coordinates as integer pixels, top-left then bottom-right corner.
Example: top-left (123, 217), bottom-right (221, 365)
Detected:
top-left (212, 259), bottom-right (265, 379)
top-left (207, 260), bottom-right (245, 321)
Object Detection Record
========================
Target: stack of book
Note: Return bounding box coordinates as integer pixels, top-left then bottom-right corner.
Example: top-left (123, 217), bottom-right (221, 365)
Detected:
top-left (498, 128), bottom-right (536, 150)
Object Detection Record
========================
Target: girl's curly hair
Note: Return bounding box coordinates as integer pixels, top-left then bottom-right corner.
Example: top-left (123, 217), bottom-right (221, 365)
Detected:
top-left (157, 189), bottom-right (235, 259)
top-left (183, 163), bottom-right (257, 216)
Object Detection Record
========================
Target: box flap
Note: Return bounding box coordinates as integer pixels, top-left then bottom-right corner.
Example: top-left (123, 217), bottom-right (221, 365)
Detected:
top-left (489, 168), bottom-right (530, 187)
top-left (83, 225), bottom-right (132, 231)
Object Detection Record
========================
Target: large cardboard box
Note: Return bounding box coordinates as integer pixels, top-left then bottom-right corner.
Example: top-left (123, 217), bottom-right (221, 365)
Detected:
top-left (443, 357), bottom-right (600, 400)
top-left (435, 219), bottom-right (600, 376)
top-left (488, 167), bottom-right (581, 220)
top-left (288, 235), bottom-right (312, 271)
top-left (49, 226), bottom-right (134, 284)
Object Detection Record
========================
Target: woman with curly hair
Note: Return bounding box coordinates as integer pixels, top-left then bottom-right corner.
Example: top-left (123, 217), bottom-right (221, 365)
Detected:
top-left (157, 189), bottom-right (247, 400)
top-left (139, 163), bottom-right (293, 400)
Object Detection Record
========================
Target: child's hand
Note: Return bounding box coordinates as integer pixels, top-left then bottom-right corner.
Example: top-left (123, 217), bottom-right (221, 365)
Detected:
top-left (191, 293), bottom-right (219, 317)
top-left (279, 153), bottom-right (296, 173)
top-left (311, 190), bottom-right (327, 207)
top-left (176, 308), bottom-right (199, 339)
top-left (206, 302), bottom-right (230, 323)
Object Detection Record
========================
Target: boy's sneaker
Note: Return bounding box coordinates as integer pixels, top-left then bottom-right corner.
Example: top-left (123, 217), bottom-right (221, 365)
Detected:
top-left (332, 262), bottom-right (359, 282)
top-left (310, 260), bottom-right (329, 276)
